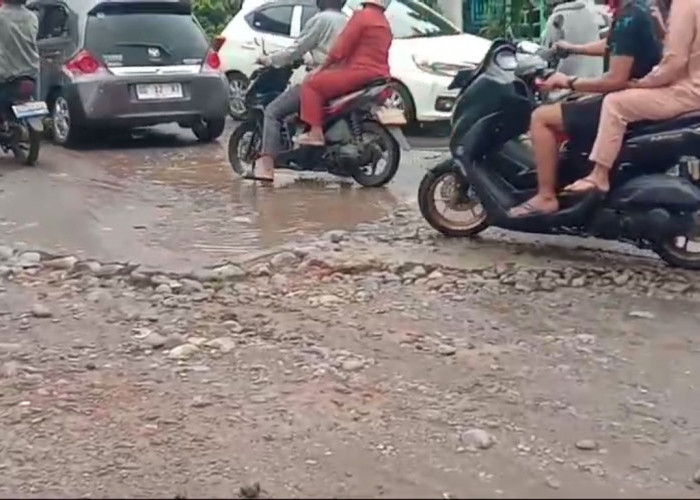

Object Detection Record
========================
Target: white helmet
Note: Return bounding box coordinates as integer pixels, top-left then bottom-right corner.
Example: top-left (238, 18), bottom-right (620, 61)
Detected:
top-left (362, 0), bottom-right (392, 9)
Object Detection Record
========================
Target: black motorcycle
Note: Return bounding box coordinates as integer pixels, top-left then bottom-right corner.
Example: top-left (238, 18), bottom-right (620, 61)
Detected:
top-left (227, 58), bottom-right (410, 187)
top-left (0, 78), bottom-right (46, 166)
top-left (418, 39), bottom-right (700, 269)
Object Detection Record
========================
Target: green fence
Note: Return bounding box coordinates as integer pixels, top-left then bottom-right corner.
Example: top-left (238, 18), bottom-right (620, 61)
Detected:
top-left (466, 0), bottom-right (548, 39)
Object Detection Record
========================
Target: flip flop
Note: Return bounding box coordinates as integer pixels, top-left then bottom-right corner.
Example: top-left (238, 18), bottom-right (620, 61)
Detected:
top-left (293, 133), bottom-right (325, 147)
top-left (242, 174), bottom-right (273, 183)
top-left (560, 178), bottom-right (605, 197)
top-left (508, 201), bottom-right (556, 218)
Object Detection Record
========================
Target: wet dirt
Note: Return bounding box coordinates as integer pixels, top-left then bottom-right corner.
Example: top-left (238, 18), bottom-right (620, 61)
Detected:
top-left (0, 123), bottom-right (443, 271)
top-left (1, 228), bottom-right (700, 498)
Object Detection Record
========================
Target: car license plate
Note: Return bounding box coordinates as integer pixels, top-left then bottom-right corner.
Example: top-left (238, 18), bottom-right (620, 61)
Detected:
top-left (12, 101), bottom-right (49, 119)
top-left (135, 83), bottom-right (183, 100)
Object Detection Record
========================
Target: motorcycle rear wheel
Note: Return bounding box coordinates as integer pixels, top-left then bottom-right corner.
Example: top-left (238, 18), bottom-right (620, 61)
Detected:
top-left (351, 121), bottom-right (400, 188)
top-left (418, 159), bottom-right (489, 237)
top-left (653, 233), bottom-right (700, 270)
top-left (9, 121), bottom-right (40, 166)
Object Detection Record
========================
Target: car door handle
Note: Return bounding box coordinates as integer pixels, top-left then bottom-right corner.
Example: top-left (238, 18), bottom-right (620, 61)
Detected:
top-left (241, 43), bottom-right (256, 50)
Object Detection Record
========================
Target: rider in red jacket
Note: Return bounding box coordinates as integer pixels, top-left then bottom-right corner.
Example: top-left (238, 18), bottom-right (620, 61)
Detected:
top-left (295, 0), bottom-right (393, 145)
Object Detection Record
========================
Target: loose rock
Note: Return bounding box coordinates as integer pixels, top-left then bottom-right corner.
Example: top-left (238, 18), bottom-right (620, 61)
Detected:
top-left (17, 252), bottom-right (41, 267)
top-left (168, 344), bottom-right (199, 360)
top-left (341, 359), bottom-right (365, 372)
top-left (436, 344), bottom-right (457, 356)
top-left (628, 310), bottom-right (656, 320)
top-left (459, 429), bottom-right (495, 450)
top-left (43, 255), bottom-right (78, 270)
top-left (155, 283), bottom-right (172, 295)
top-left (269, 251), bottom-right (298, 268)
top-left (31, 304), bottom-right (52, 318)
top-left (144, 332), bottom-right (168, 349)
top-left (575, 439), bottom-right (598, 451)
top-left (239, 482), bottom-right (261, 499)
top-left (206, 337), bottom-right (236, 354)
top-left (692, 468), bottom-right (700, 485)
top-left (180, 279), bottom-right (205, 293)
top-left (195, 264), bottom-right (245, 282)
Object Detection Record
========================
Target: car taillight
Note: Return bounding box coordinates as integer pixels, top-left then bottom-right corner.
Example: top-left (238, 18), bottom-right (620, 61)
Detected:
top-left (212, 36), bottom-right (226, 52)
top-left (65, 50), bottom-right (102, 75)
top-left (204, 50), bottom-right (221, 71)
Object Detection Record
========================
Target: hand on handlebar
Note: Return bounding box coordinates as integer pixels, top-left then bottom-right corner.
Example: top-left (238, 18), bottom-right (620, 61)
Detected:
top-left (536, 71), bottom-right (571, 91)
top-left (553, 41), bottom-right (574, 56)
top-left (255, 55), bottom-right (272, 67)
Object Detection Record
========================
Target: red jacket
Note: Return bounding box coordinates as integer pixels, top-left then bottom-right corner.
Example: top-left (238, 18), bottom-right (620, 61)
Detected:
top-left (324, 5), bottom-right (392, 77)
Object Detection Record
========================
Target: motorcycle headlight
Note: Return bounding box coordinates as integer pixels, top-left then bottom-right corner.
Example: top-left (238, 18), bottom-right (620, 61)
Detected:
top-left (412, 56), bottom-right (476, 77)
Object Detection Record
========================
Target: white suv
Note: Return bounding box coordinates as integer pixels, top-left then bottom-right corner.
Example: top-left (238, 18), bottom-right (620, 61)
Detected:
top-left (215, 0), bottom-right (490, 124)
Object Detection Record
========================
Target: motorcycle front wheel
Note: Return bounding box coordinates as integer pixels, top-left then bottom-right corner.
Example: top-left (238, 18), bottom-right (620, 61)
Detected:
top-left (227, 121), bottom-right (261, 176)
top-left (8, 121), bottom-right (40, 166)
top-left (418, 159), bottom-right (489, 237)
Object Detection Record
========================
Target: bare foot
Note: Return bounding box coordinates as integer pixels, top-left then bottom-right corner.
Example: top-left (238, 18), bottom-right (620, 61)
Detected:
top-left (508, 195), bottom-right (559, 218)
top-left (247, 156), bottom-right (274, 183)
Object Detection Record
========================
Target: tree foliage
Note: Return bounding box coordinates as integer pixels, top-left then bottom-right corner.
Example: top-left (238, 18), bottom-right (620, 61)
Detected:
top-left (194, 0), bottom-right (242, 39)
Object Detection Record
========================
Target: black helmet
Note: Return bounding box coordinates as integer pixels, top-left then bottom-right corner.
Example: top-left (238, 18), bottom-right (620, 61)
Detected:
top-left (316, 0), bottom-right (346, 10)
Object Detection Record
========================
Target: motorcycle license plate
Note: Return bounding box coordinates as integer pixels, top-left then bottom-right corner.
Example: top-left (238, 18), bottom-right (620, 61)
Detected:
top-left (12, 101), bottom-right (49, 119)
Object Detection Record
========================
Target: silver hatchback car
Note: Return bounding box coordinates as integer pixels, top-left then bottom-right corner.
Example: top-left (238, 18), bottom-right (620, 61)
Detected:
top-left (29, 0), bottom-right (229, 146)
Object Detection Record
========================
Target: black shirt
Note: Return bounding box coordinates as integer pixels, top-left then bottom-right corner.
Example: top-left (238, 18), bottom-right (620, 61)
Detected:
top-left (605, 0), bottom-right (663, 79)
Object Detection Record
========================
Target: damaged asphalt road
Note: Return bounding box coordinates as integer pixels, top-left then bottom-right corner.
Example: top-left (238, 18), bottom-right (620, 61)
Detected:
top-left (0, 124), bottom-right (699, 498)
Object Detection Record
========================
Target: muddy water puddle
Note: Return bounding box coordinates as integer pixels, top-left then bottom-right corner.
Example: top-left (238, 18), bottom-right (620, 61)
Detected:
top-left (90, 142), bottom-right (402, 264)
top-left (0, 123), bottom-right (441, 269)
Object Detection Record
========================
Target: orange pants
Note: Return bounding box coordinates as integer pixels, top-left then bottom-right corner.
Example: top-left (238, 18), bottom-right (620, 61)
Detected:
top-left (300, 68), bottom-right (382, 127)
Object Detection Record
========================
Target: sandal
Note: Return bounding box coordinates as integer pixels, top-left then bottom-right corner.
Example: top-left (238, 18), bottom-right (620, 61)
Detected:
top-left (293, 133), bottom-right (325, 146)
top-left (508, 201), bottom-right (557, 218)
top-left (560, 178), bottom-right (607, 197)
top-left (242, 174), bottom-right (273, 183)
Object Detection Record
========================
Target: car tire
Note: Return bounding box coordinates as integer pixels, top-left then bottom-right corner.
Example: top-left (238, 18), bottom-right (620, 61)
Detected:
top-left (50, 92), bottom-right (85, 147)
top-left (227, 72), bottom-right (249, 121)
top-left (386, 81), bottom-right (416, 126)
top-left (193, 118), bottom-right (226, 143)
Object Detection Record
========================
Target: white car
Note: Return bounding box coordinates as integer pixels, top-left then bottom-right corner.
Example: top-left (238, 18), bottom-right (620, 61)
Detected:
top-left (215, 0), bottom-right (491, 123)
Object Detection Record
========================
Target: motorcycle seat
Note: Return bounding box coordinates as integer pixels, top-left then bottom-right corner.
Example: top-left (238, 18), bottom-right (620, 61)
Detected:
top-left (627, 110), bottom-right (700, 137)
top-left (325, 80), bottom-right (390, 111)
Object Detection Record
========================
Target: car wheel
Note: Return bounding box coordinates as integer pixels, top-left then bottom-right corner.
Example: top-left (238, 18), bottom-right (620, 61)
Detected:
top-left (227, 72), bottom-right (249, 121)
top-left (193, 118), bottom-right (226, 143)
top-left (385, 81), bottom-right (416, 126)
top-left (51, 93), bottom-right (85, 147)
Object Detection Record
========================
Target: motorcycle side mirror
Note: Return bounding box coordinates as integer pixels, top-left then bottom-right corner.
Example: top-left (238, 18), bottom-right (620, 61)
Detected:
top-left (552, 14), bottom-right (564, 30)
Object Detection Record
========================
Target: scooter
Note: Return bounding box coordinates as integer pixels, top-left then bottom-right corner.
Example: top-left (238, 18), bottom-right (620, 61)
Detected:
top-left (418, 39), bottom-right (700, 269)
top-left (0, 77), bottom-right (47, 166)
top-left (227, 39), bottom-right (410, 187)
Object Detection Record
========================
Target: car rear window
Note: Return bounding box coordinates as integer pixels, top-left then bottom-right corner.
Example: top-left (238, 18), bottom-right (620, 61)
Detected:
top-left (85, 6), bottom-right (210, 67)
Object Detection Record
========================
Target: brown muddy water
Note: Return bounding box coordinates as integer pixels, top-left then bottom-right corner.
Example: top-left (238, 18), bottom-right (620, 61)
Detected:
top-left (0, 123), bottom-right (447, 270)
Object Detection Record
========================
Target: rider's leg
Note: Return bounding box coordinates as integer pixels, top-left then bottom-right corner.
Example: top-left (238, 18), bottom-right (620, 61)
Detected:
top-left (509, 104), bottom-right (564, 216)
top-left (569, 87), bottom-right (700, 193)
top-left (255, 85), bottom-right (301, 180)
top-left (297, 69), bottom-right (377, 145)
